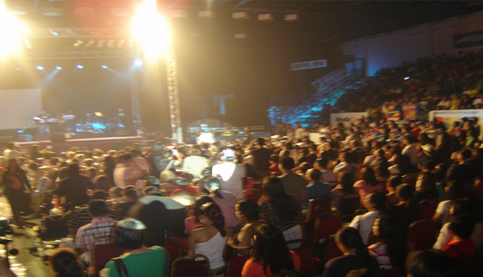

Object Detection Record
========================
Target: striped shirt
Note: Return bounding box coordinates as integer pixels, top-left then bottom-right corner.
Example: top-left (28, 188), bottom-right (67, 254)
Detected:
top-left (368, 242), bottom-right (392, 270)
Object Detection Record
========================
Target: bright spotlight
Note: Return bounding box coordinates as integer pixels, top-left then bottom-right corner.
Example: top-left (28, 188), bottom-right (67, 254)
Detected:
top-left (77, 65), bottom-right (83, 69)
top-left (134, 59), bottom-right (143, 66)
top-left (0, 1), bottom-right (27, 58)
top-left (56, 66), bottom-right (62, 70)
top-left (102, 65), bottom-right (108, 69)
top-left (36, 66), bottom-right (44, 70)
top-left (132, 0), bottom-right (170, 58)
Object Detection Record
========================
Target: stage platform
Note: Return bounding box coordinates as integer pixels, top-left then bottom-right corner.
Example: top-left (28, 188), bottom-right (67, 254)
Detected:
top-left (9, 136), bottom-right (153, 152)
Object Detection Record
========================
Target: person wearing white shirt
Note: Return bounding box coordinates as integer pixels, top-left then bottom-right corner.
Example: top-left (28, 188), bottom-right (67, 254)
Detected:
top-left (349, 192), bottom-right (385, 245)
top-left (3, 143), bottom-right (21, 166)
top-left (212, 149), bottom-right (245, 199)
top-left (401, 135), bottom-right (418, 166)
top-left (182, 146), bottom-right (209, 178)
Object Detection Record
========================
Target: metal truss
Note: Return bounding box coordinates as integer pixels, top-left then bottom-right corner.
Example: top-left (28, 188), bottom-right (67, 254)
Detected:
top-left (130, 67), bottom-right (142, 130)
top-left (23, 50), bottom-right (133, 60)
top-left (166, 34), bottom-right (183, 142)
top-left (27, 28), bottom-right (133, 39)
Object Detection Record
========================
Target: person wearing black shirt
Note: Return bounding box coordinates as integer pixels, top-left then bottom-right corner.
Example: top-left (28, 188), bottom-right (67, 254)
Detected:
top-left (249, 138), bottom-right (272, 178)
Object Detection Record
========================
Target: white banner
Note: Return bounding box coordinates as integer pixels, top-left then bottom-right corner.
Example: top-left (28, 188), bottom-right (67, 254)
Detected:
top-left (0, 89), bottom-right (42, 130)
top-left (429, 109), bottom-right (483, 131)
top-left (291, 59), bottom-right (327, 71)
top-left (330, 112), bottom-right (368, 127)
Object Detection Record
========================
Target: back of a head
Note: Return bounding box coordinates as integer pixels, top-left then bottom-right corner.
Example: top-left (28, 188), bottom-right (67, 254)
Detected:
top-left (257, 137), bottom-right (265, 146)
top-left (88, 200), bottom-right (108, 217)
top-left (263, 177), bottom-right (286, 199)
top-left (449, 214), bottom-right (474, 239)
top-left (308, 168), bottom-right (321, 181)
top-left (123, 186), bottom-right (138, 201)
top-left (335, 226), bottom-right (371, 266)
top-left (236, 199), bottom-right (260, 222)
top-left (91, 190), bottom-right (108, 200)
top-left (253, 224), bottom-right (293, 275)
top-left (49, 248), bottom-right (83, 277)
top-left (315, 158), bottom-right (329, 169)
top-left (109, 187), bottom-right (122, 198)
top-left (281, 157), bottom-right (295, 170)
top-left (199, 202), bottom-right (226, 236)
top-left (368, 191), bottom-right (386, 211)
top-left (115, 218), bottom-right (146, 250)
top-left (397, 184), bottom-right (414, 201)
top-left (406, 250), bottom-right (460, 277)
top-left (203, 176), bottom-right (221, 193)
top-left (160, 170), bottom-right (176, 183)
top-left (68, 163), bottom-right (80, 178)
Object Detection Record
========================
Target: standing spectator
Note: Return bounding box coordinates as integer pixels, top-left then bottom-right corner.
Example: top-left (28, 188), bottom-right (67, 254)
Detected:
top-left (212, 149), bottom-right (245, 199)
top-left (182, 145), bottom-right (209, 178)
top-left (268, 154), bottom-right (282, 177)
top-left (249, 138), bottom-right (273, 178)
top-left (3, 143), bottom-right (21, 166)
top-left (278, 157), bottom-right (306, 203)
top-left (1, 159), bottom-right (33, 228)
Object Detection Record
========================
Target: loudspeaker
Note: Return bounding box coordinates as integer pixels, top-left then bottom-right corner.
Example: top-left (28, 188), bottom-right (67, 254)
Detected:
top-left (0, 136), bottom-right (14, 144)
top-left (50, 133), bottom-right (65, 142)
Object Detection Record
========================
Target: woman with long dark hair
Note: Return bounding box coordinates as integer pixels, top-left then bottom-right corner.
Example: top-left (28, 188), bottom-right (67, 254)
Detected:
top-left (368, 215), bottom-right (408, 270)
top-left (330, 172), bottom-right (357, 209)
top-left (1, 159), bottom-right (32, 228)
top-left (228, 199), bottom-right (261, 256)
top-left (241, 224), bottom-right (300, 277)
top-left (322, 227), bottom-right (380, 277)
top-left (258, 177), bottom-right (304, 248)
top-left (188, 202), bottom-right (228, 277)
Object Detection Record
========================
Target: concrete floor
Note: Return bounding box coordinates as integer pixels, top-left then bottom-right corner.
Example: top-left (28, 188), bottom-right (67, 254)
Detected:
top-left (0, 197), bottom-right (52, 277)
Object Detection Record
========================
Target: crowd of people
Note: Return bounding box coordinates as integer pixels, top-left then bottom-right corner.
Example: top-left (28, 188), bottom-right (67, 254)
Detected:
top-left (317, 49), bottom-right (483, 121)
top-left (1, 109), bottom-right (483, 276)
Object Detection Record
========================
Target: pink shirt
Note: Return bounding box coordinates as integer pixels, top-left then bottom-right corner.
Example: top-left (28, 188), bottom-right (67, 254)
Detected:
top-left (353, 180), bottom-right (385, 204)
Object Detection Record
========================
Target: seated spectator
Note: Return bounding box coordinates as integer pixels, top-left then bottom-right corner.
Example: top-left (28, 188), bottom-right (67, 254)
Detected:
top-left (241, 224), bottom-right (301, 277)
top-left (74, 200), bottom-right (117, 266)
top-left (259, 177), bottom-right (304, 248)
top-left (49, 248), bottom-right (84, 277)
top-left (314, 158), bottom-right (337, 188)
top-left (432, 181), bottom-right (466, 225)
top-left (67, 190), bottom-right (117, 236)
top-left (201, 176), bottom-right (240, 232)
top-left (185, 195), bottom-right (214, 235)
top-left (227, 199), bottom-right (261, 256)
top-left (104, 219), bottom-right (169, 277)
top-left (303, 168), bottom-right (330, 209)
top-left (353, 167), bottom-right (384, 205)
top-left (333, 151), bottom-right (359, 183)
top-left (441, 214), bottom-right (476, 259)
top-left (188, 202), bottom-right (228, 277)
top-left (330, 172), bottom-right (357, 209)
top-left (117, 186), bottom-right (138, 220)
top-left (406, 250), bottom-right (460, 277)
top-left (434, 199), bottom-right (482, 252)
top-left (368, 215), bottom-right (408, 271)
top-left (106, 187), bottom-right (122, 209)
top-left (393, 184), bottom-right (420, 228)
top-left (401, 135), bottom-right (418, 167)
top-left (322, 227), bottom-right (380, 277)
top-left (349, 192), bottom-right (386, 245)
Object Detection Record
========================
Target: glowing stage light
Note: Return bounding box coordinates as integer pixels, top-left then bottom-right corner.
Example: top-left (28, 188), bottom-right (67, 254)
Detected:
top-left (132, 0), bottom-right (171, 58)
top-left (36, 66), bottom-right (44, 70)
top-left (77, 65), bottom-right (83, 69)
top-left (102, 65), bottom-right (108, 69)
top-left (134, 59), bottom-right (143, 66)
top-left (56, 66), bottom-right (62, 70)
top-left (0, 1), bottom-right (27, 58)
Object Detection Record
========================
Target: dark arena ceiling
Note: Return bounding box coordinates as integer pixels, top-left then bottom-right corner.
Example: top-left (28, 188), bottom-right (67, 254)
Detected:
top-left (5, 0), bottom-right (483, 53)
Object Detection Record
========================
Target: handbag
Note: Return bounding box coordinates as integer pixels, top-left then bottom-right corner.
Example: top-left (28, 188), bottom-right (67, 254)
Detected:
top-left (113, 258), bottom-right (129, 277)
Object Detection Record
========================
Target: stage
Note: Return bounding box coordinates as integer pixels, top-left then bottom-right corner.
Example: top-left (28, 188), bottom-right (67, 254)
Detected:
top-left (7, 136), bottom-right (153, 153)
